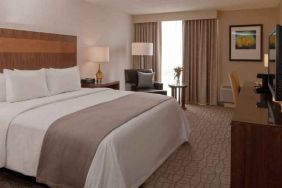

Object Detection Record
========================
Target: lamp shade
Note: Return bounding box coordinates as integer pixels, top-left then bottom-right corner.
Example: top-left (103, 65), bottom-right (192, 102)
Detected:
top-left (132, 42), bottom-right (153, 56)
top-left (264, 53), bottom-right (269, 68)
top-left (88, 46), bottom-right (109, 63)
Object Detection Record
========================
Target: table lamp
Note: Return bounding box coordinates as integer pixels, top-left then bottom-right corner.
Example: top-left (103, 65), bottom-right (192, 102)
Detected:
top-left (132, 42), bottom-right (153, 69)
top-left (88, 46), bottom-right (109, 83)
top-left (264, 53), bottom-right (269, 71)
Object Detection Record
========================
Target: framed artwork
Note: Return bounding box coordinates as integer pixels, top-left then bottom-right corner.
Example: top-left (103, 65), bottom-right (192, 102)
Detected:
top-left (229, 24), bottom-right (263, 61)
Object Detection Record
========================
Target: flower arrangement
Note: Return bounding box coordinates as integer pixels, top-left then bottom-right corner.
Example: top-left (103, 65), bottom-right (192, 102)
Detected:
top-left (174, 66), bottom-right (184, 83)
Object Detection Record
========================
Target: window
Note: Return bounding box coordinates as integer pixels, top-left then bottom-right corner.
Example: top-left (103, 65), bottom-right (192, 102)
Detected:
top-left (161, 21), bottom-right (183, 95)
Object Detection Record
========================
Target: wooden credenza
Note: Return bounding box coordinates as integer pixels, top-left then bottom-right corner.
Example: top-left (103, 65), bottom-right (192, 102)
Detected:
top-left (231, 83), bottom-right (282, 188)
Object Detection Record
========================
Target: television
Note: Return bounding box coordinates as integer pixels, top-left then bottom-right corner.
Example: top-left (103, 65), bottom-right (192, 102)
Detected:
top-left (268, 25), bottom-right (282, 101)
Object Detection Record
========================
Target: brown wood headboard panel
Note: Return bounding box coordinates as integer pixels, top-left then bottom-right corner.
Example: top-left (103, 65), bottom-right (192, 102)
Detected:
top-left (0, 28), bottom-right (77, 72)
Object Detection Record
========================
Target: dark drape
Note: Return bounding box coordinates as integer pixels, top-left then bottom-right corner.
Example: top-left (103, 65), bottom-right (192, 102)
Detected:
top-left (133, 22), bottom-right (162, 82)
top-left (183, 19), bottom-right (219, 105)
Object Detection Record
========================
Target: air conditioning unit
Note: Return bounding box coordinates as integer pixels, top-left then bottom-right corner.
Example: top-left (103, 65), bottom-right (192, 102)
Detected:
top-left (220, 86), bottom-right (233, 103)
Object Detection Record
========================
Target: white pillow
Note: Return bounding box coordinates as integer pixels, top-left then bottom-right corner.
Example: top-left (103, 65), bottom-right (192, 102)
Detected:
top-left (4, 69), bottom-right (49, 102)
top-left (46, 66), bottom-right (81, 95)
top-left (0, 74), bottom-right (6, 102)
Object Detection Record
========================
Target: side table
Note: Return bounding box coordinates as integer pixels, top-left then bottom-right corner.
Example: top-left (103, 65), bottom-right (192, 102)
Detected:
top-left (168, 83), bottom-right (188, 110)
top-left (81, 80), bottom-right (120, 90)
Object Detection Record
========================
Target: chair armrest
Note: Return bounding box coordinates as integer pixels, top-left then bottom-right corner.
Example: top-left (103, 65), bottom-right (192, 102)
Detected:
top-left (154, 82), bottom-right (164, 90)
top-left (125, 83), bottom-right (137, 91)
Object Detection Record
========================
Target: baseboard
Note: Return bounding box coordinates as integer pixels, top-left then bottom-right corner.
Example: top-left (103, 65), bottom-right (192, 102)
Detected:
top-left (223, 103), bottom-right (235, 108)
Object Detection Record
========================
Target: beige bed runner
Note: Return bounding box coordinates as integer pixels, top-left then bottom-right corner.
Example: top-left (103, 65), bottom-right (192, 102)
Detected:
top-left (36, 92), bottom-right (170, 188)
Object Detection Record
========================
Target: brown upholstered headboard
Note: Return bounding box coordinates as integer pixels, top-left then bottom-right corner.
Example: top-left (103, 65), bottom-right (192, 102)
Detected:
top-left (0, 28), bottom-right (77, 72)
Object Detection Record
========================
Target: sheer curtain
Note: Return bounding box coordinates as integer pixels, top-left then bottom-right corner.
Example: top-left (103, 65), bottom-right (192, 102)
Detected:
top-left (133, 22), bottom-right (162, 82)
top-left (161, 21), bottom-right (183, 95)
top-left (183, 19), bottom-right (219, 105)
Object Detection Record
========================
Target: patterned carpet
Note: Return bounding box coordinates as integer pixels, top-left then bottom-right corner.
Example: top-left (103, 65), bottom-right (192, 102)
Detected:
top-left (0, 105), bottom-right (232, 188)
top-left (144, 105), bottom-right (232, 188)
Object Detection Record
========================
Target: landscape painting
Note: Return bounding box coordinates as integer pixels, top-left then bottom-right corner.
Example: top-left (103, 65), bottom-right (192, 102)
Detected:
top-left (235, 30), bottom-right (256, 49)
top-left (230, 25), bottom-right (262, 61)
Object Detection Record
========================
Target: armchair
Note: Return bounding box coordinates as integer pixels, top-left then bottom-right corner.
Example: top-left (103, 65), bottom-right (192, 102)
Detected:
top-left (124, 69), bottom-right (167, 95)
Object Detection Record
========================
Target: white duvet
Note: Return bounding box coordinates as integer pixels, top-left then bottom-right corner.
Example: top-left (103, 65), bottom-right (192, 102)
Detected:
top-left (0, 88), bottom-right (190, 188)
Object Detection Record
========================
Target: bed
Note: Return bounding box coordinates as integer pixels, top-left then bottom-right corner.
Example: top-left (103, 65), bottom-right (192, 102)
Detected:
top-left (0, 28), bottom-right (190, 188)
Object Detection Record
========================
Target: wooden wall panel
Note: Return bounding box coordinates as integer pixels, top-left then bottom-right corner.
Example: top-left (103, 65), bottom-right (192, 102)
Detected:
top-left (231, 84), bottom-right (282, 188)
top-left (0, 28), bottom-right (77, 72)
top-left (0, 38), bottom-right (76, 53)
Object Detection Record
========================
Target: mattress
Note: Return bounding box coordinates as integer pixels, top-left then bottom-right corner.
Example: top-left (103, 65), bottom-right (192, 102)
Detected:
top-left (0, 88), bottom-right (190, 188)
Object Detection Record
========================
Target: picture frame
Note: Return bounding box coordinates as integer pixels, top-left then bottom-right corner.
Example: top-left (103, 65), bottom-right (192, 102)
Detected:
top-left (229, 24), bottom-right (263, 61)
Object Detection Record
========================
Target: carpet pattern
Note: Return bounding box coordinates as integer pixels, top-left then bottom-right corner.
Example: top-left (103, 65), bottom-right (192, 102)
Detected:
top-left (0, 105), bottom-right (232, 188)
top-left (144, 105), bottom-right (232, 188)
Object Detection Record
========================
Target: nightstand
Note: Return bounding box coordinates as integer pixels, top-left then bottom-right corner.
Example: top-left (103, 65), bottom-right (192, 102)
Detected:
top-left (81, 80), bottom-right (120, 90)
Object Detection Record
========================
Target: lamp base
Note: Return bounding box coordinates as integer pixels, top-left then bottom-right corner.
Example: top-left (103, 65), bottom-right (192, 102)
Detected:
top-left (96, 64), bottom-right (104, 84)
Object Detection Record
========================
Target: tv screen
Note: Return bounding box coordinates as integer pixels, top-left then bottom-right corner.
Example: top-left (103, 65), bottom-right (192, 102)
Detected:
top-left (268, 25), bottom-right (282, 101)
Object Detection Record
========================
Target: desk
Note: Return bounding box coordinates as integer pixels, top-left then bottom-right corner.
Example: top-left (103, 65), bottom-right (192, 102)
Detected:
top-left (168, 83), bottom-right (187, 110)
top-left (231, 83), bottom-right (282, 188)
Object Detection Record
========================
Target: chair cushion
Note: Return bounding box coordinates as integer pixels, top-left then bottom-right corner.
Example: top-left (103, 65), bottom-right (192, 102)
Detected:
top-left (124, 69), bottom-right (153, 85)
top-left (137, 72), bottom-right (154, 89)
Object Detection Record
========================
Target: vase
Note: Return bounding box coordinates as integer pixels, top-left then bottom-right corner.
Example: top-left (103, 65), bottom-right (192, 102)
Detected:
top-left (175, 76), bottom-right (180, 84)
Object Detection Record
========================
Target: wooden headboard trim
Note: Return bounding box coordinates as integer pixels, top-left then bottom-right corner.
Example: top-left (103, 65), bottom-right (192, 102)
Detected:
top-left (0, 38), bottom-right (76, 53)
top-left (0, 28), bottom-right (75, 41)
top-left (0, 28), bottom-right (77, 72)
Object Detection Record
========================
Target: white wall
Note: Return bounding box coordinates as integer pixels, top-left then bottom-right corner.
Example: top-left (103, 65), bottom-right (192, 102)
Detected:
top-left (0, 0), bottom-right (132, 89)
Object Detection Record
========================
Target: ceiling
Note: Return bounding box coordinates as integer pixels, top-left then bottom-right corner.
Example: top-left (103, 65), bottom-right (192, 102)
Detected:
top-left (85, 0), bottom-right (280, 15)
